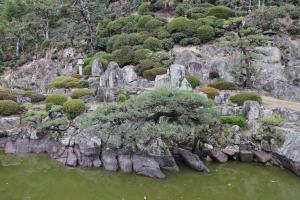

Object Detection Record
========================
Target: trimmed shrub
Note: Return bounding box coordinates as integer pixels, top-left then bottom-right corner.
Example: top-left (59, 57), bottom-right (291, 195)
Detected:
top-left (47, 76), bottom-right (83, 89)
top-left (208, 81), bottom-right (236, 90)
top-left (0, 88), bottom-right (17, 101)
top-left (112, 46), bottom-right (135, 67)
top-left (144, 18), bottom-right (164, 31)
top-left (22, 91), bottom-right (46, 103)
top-left (161, 38), bottom-right (174, 51)
top-left (137, 15), bottom-right (154, 29)
top-left (45, 94), bottom-right (68, 110)
top-left (152, 27), bottom-right (170, 39)
top-left (63, 99), bottom-right (85, 119)
top-left (171, 32), bottom-right (187, 43)
top-left (0, 100), bottom-right (19, 116)
top-left (105, 16), bottom-right (138, 36)
top-left (71, 89), bottom-right (95, 99)
top-left (195, 16), bottom-right (217, 27)
top-left (186, 74), bottom-right (201, 89)
top-left (230, 93), bottom-right (262, 106)
top-left (175, 3), bottom-right (191, 16)
top-left (134, 48), bottom-right (152, 64)
top-left (106, 33), bottom-right (144, 52)
top-left (143, 37), bottom-right (161, 51)
top-left (143, 67), bottom-right (167, 81)
top-left (179, 37), bottom-right (201, 46)
top-left (197, 25), bottom-right (215, 43)
top-left (220, 115), bottom-right (248, 129)
top-left (83, 65), bottom-right (92, 76)
top-left (167, 17), bottom-right (194, 35)
top-left (207, 6), bottom-right (234, 19)
top-left (136, 59), bottom-right (155, 76)
top-left (200, 86), bottom-right (220, 99)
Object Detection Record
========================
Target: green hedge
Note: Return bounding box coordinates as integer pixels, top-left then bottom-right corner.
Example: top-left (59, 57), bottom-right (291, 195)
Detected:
top-left (208, 81), bottom-right (237, 90)
top-left (0, 100), bottom-right (19, 116)
top-left (63, 99), bottom-right (85, 119)
top-left (230, 93), bottom-right (262, 106)
top-left (45, 94), bottom-right (68, 110)
top-left (220, 115), bottom-right (248, 129)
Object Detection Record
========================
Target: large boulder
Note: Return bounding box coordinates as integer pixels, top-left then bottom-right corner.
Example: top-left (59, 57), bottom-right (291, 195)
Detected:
top-left (272, 107), bottom-right (300, 122)
top-left (132, 155), bottom-right (166, 179)
top-left (118, 153), bottom-right (133, 173)
top-left (153, 155), bottom-right (179, 171)
top-left (0, 116), bottom-right (21, 137)
top-left (263, 80), bottom-right (300, 102)
top-left (242, 101), bottom-right (261, 121)
top-left (101, 149), bottom-right (118, 171)
top-left (155, 64), bottom-right (192, 90)
top-left (254, 150), bottom-right (272, 163)
top-left (177, 148), bottom-right (210, 173)
top-left (91, 59), bottom-right (103, 77)
top-left (210, 149), bottom-right (228, 163)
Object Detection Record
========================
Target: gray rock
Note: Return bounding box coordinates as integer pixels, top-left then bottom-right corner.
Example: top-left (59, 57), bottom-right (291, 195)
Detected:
top-left (102, 149), bottom-right (118, 171)
top-left (153, 155), bottom-right (179, 171)
top-left (0, 137), bottom-right (7, 148)
top-left (118, 154), bottom-right (133, 173)
top-left (91, 59), bottom-right (103, 76)
top-left (4, 140), bottom-right (16, 154)
top-left (272, 107), bottom-right (300, 122)
top-left (15, 138), bottom-right (30, 153)
top-left (239, 150), bottom-right (254, 162)
top-left (177, 148), bottom-right (210, 173)
top-left (242, 100), bottom-right (261, 121)
top-left (254, 150), bottom-right (272, 163)
top-left (132, 155), bottom-right (166, 179)
top-left (66, 148), bottom-right (77, 167)
top-left (0, 116), bottom-right (21, 136)
top-left (263, 80), bottom-right (300, 102)
top-left (210, 149), bottom-right (228, 163)
top-left (222, 145), bottom-right (239, 157)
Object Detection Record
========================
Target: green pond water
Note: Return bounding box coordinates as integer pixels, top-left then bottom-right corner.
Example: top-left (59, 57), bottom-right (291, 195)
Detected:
top-left (0, 153), bottom-right (300, 200)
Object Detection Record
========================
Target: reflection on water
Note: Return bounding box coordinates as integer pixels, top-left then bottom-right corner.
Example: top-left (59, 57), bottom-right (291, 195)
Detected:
top-left (0, 152), bottom-right (299, 200)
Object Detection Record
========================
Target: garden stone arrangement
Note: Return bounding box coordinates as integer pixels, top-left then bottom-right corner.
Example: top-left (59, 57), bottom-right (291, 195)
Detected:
top-left (0, 0), bottom-right (299, 180)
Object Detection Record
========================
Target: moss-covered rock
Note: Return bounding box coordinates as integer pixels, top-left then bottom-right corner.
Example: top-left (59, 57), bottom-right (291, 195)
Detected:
top-left (200, 86), bottom-right (220, 99)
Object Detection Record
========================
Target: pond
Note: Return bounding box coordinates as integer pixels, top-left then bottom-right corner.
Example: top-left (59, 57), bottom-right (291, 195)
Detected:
top-left (0, 152), bottom-right (299, 200)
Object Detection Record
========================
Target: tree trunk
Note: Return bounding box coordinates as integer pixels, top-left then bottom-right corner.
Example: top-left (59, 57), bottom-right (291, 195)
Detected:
top-left (16, 38), bottom-right (20, 58)
top-left (75, 0), bottom-right (96, 52)
top-left (45, 19), bottom-right (49, 40)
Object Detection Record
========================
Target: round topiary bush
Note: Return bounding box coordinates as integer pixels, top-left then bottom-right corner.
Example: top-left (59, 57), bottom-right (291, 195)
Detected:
top-left (143, 37), bottom-right (162, 51)
top-left (200, 86), bottom-right (220, 99)
top-left (207, 6), bottom-right (234, 19)
top-left (197, 25), bottom-right (215, 43)
top-left (112, 46), bottom-right (135, 67)
top-left (138, 2), bottom-right (150, 15)
top-left (134, 48), bottom-right (153, 63)
top-left (161, 38), bottom-right (174, 51)
top-left (208, 81), bottom-right (237, 90)
top-left (167, 17), bottom-right (194, 35)
top-left (63, 99), bottom-right (85, 119)
top-left (45, 94), bottom-right (68, 110)
top-left (186, 74), bottom-right (201, 89)
top-left (0, 100), bottom-right (19, 116)
top-left (143, 67), bottom-right (167, 81)
top-left (230, 93), bottom-right (262, 106)
top-left (171, 32), bottom-right (187, 43)
top-left (71, 89), bottom-right (96, 99)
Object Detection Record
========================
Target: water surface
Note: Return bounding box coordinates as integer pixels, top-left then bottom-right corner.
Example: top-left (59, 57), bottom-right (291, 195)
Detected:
top-left (0, 152), bottom-right (299, 200)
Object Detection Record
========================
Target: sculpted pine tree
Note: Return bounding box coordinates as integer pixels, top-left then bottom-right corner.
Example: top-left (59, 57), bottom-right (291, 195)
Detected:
top-left (223, 17), bottom-right (266, 88)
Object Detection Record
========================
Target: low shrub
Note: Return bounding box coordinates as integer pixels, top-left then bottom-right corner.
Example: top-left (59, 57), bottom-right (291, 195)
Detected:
top-left (200, 86), bottom-right (220, 99)
top-left (63, 99), bottom-right (85, 119)
top-left (47, 76), bottom-right (83, 89)
top-left (220, 115), bottom-right (248, 129)
top-left (143, 67), bottom-right (167, 81)
top-left (111, 46), bottom-right (135, 67)
top-left (171, 32), bottom-right (187, 43)
top-left (197, 25), bottom-right (215, 43)
top-left (186, 74), bottom-right (201, 89)
top-left (134, 48), bottom-right (152, 64)
top-left (71, 89), bottom-right (95, 99)
top-left (167, 17), bottom-right (194, 35)
top-left (161, 38), bottom-right (174, 51)
top-left (45, 94), bottom-right (68, 110)
top-left (179, 37), bottom-right (201, 46)
top-left (208, 81), bottom-right (236, 90)
top-left (152, 27), bottom-right (170, 39)
top-left (175, 3), bottom-right (190, 16)
top-left (260, 114), bottom-right (284, 127)
top-left (22, 91), bottom-right (46, 103)
top-left (207, 6), bottom-right (234, 19)
top-left (230, 93), bottom-right (262, 106)
top-left (138, 2), bottom-right (150, 15)
top-left (143, 37), bottom-right (162, 51)
top-left (0, 100), bottom-right (19, 116)
top-left (0, 88), bottom-right (17, 101)
top-left (135, 59), bottom-right (155, 76)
